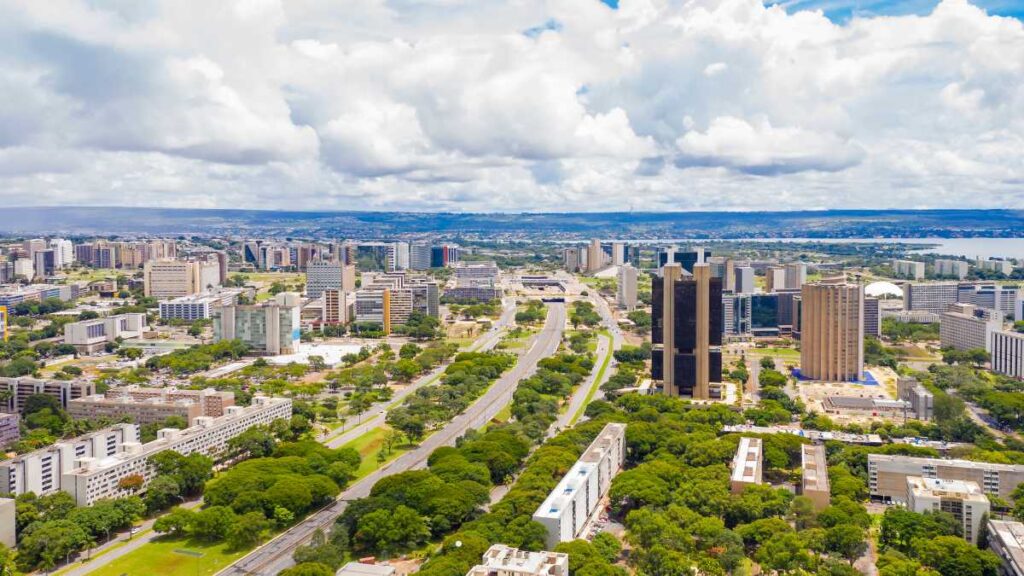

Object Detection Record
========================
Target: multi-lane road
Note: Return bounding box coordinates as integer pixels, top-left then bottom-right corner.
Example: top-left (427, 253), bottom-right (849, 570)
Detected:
top-left (219, 302), bottom-right (566, 576)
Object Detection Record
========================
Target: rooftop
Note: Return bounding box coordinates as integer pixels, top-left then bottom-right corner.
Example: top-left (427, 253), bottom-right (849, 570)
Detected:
top-left (907, 476), bottom-right (988, 503)
top-left (801, 444), bottom-right (829, 492)
top-left (731, 437), bottom-right (762, 483)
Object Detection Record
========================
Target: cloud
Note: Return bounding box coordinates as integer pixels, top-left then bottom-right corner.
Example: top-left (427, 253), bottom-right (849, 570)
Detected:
top-left (0, 0), bottom-right (1020, 211)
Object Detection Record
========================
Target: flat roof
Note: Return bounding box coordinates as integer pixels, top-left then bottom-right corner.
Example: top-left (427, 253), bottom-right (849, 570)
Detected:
top-left (336, 562), bottom-right (395, 576)
top-left (990, 520), bottom-right (1024, 569)
top-left (801, 444), bottom-right (829, 492)
top-left (907, 476), bottom-right (988, 503)
top-left (869, 453), bottom-right (1024, 472)
top-left (731, 437), bottom-right (762, 483)
top-left (533, 423), bottom-right (625, 520)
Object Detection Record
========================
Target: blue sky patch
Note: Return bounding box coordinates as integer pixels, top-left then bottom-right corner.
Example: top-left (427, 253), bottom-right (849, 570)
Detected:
top-left (600, 0), bottom-right (620, 9)
top-left (766, 0), bottom-right (1024, 22)
top-left (523, 18), bottom-right (563, 38)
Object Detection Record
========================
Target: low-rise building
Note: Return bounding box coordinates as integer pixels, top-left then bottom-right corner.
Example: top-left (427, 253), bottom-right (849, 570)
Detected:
top-left (907, 476), bottom-right (989, 544)
top-left (63, 313), bottom-right (149, 354)
top-left (0, 498), bottom-right (14, 548)
top-left (800, 444), bottom-right (830, 510)
top-left (69, 395), bottom-right (202, 426)
top-left (868, 453), bottom-right (1024, 502)
top-left (465, 545), bottom-right (568, 576)
top-left (822, 396), bottom-right (911, 418)
top-left (993, 330), bottom-right (1024, 380)
top-left (935, 259), bottom-right (969, 280)
top-left (988, 519), bottom-right (1024, 576)
top-left (158, 289), bottom-right (247, 321)
top-left (62, 396), bottom-right (291, 505)
top-left (892, 259), bottom-right (925, 280)
top-left (730, 437), bottom-right (763, 494)
top-left (105, 385), bottom-right (234, 416)
top-left (1, 377), bottom-right (94, 412)
top-left (532, 423), bottom-right (626, 548)
top-left (0, 412), bottom-right (19, 447)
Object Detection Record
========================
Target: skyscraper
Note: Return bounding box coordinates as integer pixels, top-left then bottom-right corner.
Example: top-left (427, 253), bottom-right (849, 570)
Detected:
top-left (587, 239), bottom-right (604, 273)
top-left (800, 278), bottom-right (864, 382)
top-left (784, 262), bottom-right (807, 290)
top-left (617, 264), bottom-right (637, 311)
top-left (735, 266), bottom-right (755, 294)
top-left (652, 263), bottom-right (722, 399)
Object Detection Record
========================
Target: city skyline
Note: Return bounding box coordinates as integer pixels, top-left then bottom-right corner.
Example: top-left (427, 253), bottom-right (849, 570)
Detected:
top-left (1, 0), bottom-right (1022, 212)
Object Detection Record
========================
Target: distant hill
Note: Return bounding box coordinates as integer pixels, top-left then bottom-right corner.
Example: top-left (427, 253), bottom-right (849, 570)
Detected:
top-left (1, 207), bottom-right (1022, 239)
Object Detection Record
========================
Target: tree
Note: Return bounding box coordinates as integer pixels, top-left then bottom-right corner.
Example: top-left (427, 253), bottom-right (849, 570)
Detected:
top-left (825, 524), bottom-right (868, 564)
top-left (354, 505), bottom-right (430, 553)
top-left (755, 531), bottom-right (814, 573)
top-left (191, 506), bottom-right (237, 541)
top-left (145, 475), bottom-right (182, 513)
top-left (226, 511), bottom-right (272, 550)
top-left (228, 426), bottom-right (277, 458)
top-left (400, 343), bottom-right (421, 359)
top-left (307, 355), bottom-right (327, 372)
top-left (914, 535), bottom-right (1000, 576)
top-left (118, 474), bottom-right (145, 493)
top-left (280, 563), bottom-right (334, 576)
top-left (153, 507), bottom-right (195, 536)
top-left (15, 519), bottom-right (91, 571)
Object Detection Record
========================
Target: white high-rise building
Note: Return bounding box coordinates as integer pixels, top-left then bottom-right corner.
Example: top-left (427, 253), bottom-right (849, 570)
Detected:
top-left (49, 239), bottom-right (74, 269)
top-left (617, 264), bottom-right (637, 311)
top-left (306, 262), bottom-right (356, 299)
top-left (935, 259), bottom-right (969, 280)
top-left (892, 259), bottom-right (925, 280)
top-left (612, 243), bottom-right (625, 266)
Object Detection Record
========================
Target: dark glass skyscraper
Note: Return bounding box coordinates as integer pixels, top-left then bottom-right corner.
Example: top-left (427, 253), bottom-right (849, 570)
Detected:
top-left (652, 263), bottom-right (722, 398)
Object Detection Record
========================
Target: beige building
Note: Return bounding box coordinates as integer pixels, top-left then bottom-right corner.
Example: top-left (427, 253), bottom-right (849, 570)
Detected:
top-left (1, 377), bottom-right (94, 412)
top-left (907, 476), bottom-right (989, 544)
top-left (940, 303), bottom-right (1001, 352)
top-left (800, 278), bottom-right (864, 382)
top-left (587, 238), bottom-right (604, 273)
top-left (617, 264), bottom-right (638, 311)
top-left (69, 395), bottom-right (202, 426)
top-left (465, 545), bottom-right (568, 576)
top-left (143, 259), bottom-right (221, 298)
top-left (730, 437), bottom-right (762, 494)
top-left (765, 266), bottom-right (786, 293)
top-left (800, 444), bottom-right (831, 510)
top-left (868, 453), bottom-right (1024, 502)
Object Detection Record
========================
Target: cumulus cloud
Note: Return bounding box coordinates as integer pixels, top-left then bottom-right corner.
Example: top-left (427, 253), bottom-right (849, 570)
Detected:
top-left (0, 0), bottom-right (1021, 211)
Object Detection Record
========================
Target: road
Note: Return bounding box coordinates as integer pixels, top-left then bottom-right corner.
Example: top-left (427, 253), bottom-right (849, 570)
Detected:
top-left (219, 302), bottom-right (566, 576)
top-left (320, 298), bottom-right (517, 449)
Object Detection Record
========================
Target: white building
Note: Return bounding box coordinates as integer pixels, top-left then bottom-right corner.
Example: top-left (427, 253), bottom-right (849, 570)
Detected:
top-left (158, 289), bottom-right (246, 321)
top-left (465, 545), bottom-right (568, 576)
top-left (49, 238), bottom-right (74, 269)
top-left (0, 498), bottom-right (14, 548)
top-left (868, 453), bottom-right (1024, 502)
top-left (62, 396), bottom-right (291, 506)
top-left (0, 424), bottom-right (139, 498)
top-left (735, 266), bottom-right (755, 294)
top-left (617, 264), bottom-right (638, 311)
top-left (988, 519), bottom-right (1024, 576)
top-left (939, 303), bottom-right (1001, 352)
top-left (992, 330), bottom-right (1024, 380)
top-left (64, 313), bottom-right (149, 354)
top-left (978, 258), bottom-right (1013, 276)
top-left (212, 293), bottom-right (300, 355)
top-left (307, 261), bottom-right (356, 299)
top-left (730, 437), bottom-right (763, 494)
top-left (612, 243), bottom-right (625, 266)
top-left (907, 476), bottom-right (989, 544)
top-left (902, 283), bottom-right (959, 315)
top-left (935, 259), bottom-right (969, 280)
top-left (892, 259), bottom-right (925, 280)
top-left (532, 423), bottom-right (626, 548)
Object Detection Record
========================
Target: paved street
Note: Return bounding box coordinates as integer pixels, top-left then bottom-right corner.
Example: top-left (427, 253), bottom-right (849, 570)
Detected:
top-left (219, 302), bottom-right (566, 576)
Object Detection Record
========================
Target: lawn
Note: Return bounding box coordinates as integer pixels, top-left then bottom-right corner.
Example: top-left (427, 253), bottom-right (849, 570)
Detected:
top-left (341, 426), bottom-right (415, 480)
top-left (87, 535), bottom-right (251, 576)
top-left (750, 346), bottom-right (801, 358)
top-left (569, 332), bottom-right (612, 425)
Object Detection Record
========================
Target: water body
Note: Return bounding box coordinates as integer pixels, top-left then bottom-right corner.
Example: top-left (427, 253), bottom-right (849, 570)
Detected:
top-left (652, 238), bottom-right (1024, 260)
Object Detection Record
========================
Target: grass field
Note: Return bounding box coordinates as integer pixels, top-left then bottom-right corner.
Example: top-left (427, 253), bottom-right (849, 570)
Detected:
top-left (341, 426), bottom-right (415, 480)
top-left (750, 346), bottom-right (801, 358)
top-left (87, 535), bottom-right (251, 576)
top-left (570, 332), bottom-right (612, 425)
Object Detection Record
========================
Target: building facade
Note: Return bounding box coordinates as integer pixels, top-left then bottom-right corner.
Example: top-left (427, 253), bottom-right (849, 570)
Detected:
top-left (935, 259), bottom-right (969, 279)
top-left (868, 453), bottom-right (1024, 502)
top-left (63, 313), bottom-right (149, 354)
top-left (892, 259), bottom-right (925, 280)
top-left (993, 330), bottom-right (1024, 380)
top-left (617, 264), bottom-right (638, 311)
top-left (652, 263), bottom-right (722, 399)
top-left (466, 545), bottom-right (568, 576)
top-left (801, 444), bottom-right (831, 510)
top-left (940, 303), bottom-right (1001, 352)
top-left (306, 261), bottom-right (356, 298)
top-left (906, 476), bottom-right (989, 544)
top-left (212, 293), bottom-right (300, 355)
top-left (800, 279), bottom-right (864, 382)
top-left (143, 259), bottom-right (221, 298)
top-left (731, 437), bottom-right (763, 494)
top-left (1, 377), bottom-right (94, 412)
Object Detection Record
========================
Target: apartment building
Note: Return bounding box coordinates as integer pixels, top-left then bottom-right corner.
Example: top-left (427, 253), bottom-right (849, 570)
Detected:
top-left (562, 247), bottom-right (582, 273)
top-left (978, 258), bottom-right (1014, 276)
top-left (892, 259), bottom-right (925, 280)
top-left (988, 519), bottom-right (1024, 576)
top-left (158, 289), bottom-right (247, 321)
top-left (617, 264), bottom-right (638, 311)
top-left (532, 423), bottom-right (626, 548)
top-left (800, 279), bottom-right (864, 382)
top-left (466, 545), bottom-right (568, 576)
top-left (959, 283), bottom-right (1018, 319)
top-left (212, 293), bottom-right (300, 355)
top-left (63, 313), bottom-right (149, 354)
top-left (105, 386), bottom-right (234, 416)
top-left (306, 261), bottom-right (356, 298)
top-left (69, 395), bottom-right (202, 426)
top-left (322, 289), bottom-right (349, 325)
top-left (907, 476), bottom-right (989, 544)
top-left (940, 303), bottom-right (1001, 352)
top-left (800, 444), bottom-right (830, 510)
top-left (765, 266), bottom-right (787, 293)
top-left (902, 282), bottom-right (959, 315)
top-left (0, 424), bottom-right (139, 498)
top-left (868, 453), bottom-right (1024, 502)
top-left (1, 377), bottom-right (94, 412)
top-left (993, 330), bottom-right (1024, 380)
top-left (62, 396), bottom-right (291, 506)
top-left (935, 259), bottom-right (969, 279)
top-left (0, 413), bottom-right (19, 447)
top-left (897, 376), bottom-right (934, 420)
top-left (143, 259), bottom-right (221, 298)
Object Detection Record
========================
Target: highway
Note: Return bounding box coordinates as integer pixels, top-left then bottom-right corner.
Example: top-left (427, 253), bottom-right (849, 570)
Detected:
top-left (321, 297), bottom-right (517, 449)
top-left (219, 302), bottom-right (566, 576)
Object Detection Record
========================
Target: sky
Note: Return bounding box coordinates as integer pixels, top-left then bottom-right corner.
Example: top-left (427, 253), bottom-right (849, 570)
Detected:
top-left (0, 0), bottom-right (1022, 213)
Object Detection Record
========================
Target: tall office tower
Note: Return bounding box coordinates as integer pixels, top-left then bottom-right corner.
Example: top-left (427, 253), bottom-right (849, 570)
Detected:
top-left (934, 259), bottom-right (969, 280)
top-left (784, 263), bottom-right (807, 290)
top-left (892, 259), bottom-right (925, 280)
top-left (307, 262), bottom-right (356, 298)
top-left (902, 282), bottom-right (958, 314)
top-left (212, 293), bottom-right (300, 355)
top-left (96, 246), bottom-right (117, 269)
top-left (765, 266), bottom-right (786, 292)
top-left (708, 258), bottom-right (735, 292)
top-left (322, 289), bottom-right (347, 325)
top-left (617, 264), bottom-right (638, 311)
top-left (587, 239), bottom-right (603, 273)
top-left (563, 248), bottom-right (581, 273)
top-left (387, 242), bottom-right (410, 271)
top-left (143, 259), bottom-right (221, 298)
top-left (22, 239), bottom-right (46, 259)
top-left (864, 296), bottom-right (881, 337)
top-left (409, 244), bottom-right (432, 270)
top-left (652, 263), bottom-right (722, 399)
top-left (658, 247), bottom-right (707, 273)
top-left (32, 249), bottom-right (56, 279)
top-left (243, 241), bottom-right (261, 265)
top-left (722, 292), bottom-right (752, 336)
top-left (612, 243), bottom-right (625, 266)
top-left (48, 239), bottom-right (73, 269)
top-left (74, 244), bottom-right (95, 266)
top-left (800, 278), bottom-right (864, 382)
top-left (430, 245), bottom-right (459, 267)
top-left (215, 252), bottom-right (229, 284)
top-left (735, 266), bottom-right (755, 294)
